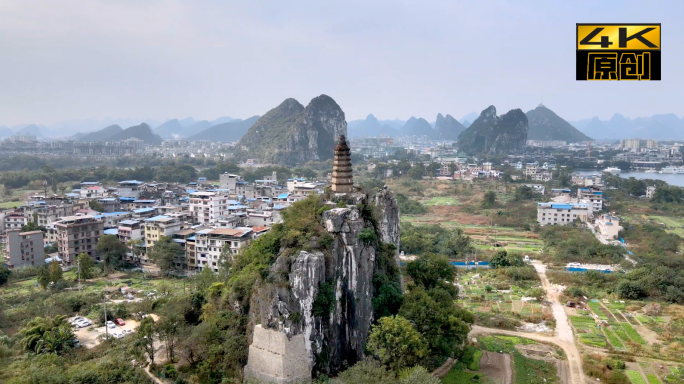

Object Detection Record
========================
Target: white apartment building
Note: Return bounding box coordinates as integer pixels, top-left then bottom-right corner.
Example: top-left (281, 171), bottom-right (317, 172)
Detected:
top-left (192, 227), bottom-right (253, 272)
top-left (117, 180), bottom-right (144, 199)
top-left (189, 191), bottom-right (231, 225)
top-left (646, 186), bottom-right (656, 199)
top-left (577, 188), bottom-right (604, 213)
top-left (4, 212), bottom-right (27, 232)
top-left (597, 214), bottom-right (623, 240)
top-left (537, 203), bottom-right (590, 226)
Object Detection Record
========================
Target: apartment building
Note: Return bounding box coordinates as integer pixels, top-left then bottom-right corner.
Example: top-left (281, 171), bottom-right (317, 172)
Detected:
top-left (54, 215), bottom-right (105, 265)
top-left (219, 173), bottom-right (241, 191)
top-left (189, 191), bottom-right (231, 225)
top-left (247, 211), bottom-right (274, 227)
top-left (4, 212), bottom-right (27, 232)
top-left (578, 188), bottom-right (604, 213)
top-left (97, 197), bottom-right (121, 213)
top-left (34, 204), bottom-right (75, 227)
top-left (597, 214), bottom-right (623, 240)
top-left (143, 215), bottom-right (182, 249)
top-left (537, 203), bottom-right (590, 226)
top-left (118, 180), bottom-right (144, 199)
top-left (4, 230), bottom-right (45, 269)
top-left (646, 186), bottom-right (657, 199)
top-left (193, 227), bottom-right (252, 272)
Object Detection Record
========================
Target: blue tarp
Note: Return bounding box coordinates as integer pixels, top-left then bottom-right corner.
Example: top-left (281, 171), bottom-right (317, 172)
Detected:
top-left (565, 267), bottom-right (612, 273)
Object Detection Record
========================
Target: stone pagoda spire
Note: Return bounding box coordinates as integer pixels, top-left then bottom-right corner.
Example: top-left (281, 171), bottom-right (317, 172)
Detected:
top-left (331, 135), bottom-right (353, 193)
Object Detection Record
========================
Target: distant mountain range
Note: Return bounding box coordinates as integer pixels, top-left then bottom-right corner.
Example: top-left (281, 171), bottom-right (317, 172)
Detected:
top-left (570, 113), bottom-right (684, 140)
top-left (188, 116), bottom-right (260, 141)
top-left (72, 123), bottom-right (162, 145)
top-left (107, 123), bottom-right (162, 145)
top-left (77, 125), bottom-right (124, 141)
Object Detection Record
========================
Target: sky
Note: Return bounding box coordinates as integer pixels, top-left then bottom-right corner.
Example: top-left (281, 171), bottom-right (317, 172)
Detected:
top-left (0, 0), bottom-right (682, 128)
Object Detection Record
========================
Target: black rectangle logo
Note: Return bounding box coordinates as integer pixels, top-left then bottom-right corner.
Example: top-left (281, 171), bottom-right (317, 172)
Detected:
top-left (576, 24), bottom-right (661, 81)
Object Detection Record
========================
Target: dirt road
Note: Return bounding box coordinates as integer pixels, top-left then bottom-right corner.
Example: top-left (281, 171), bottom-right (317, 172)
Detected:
top-left (469, 261), bottom-right (585, 384)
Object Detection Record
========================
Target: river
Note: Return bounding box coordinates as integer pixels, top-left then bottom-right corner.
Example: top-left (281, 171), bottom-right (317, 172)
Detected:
top-left (575, 170), bottom-right (684, 187)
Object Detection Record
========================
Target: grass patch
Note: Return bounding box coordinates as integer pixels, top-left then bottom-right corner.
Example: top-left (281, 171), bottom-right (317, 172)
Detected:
top-left (579, 333), bottom-right (607, 348)
top-left (442, 368), bottom-right (492, 384)
top-left (604, 328), bottom-right (626, 350)
top-left (0, 201), bottom-right (23, 208)
top-left (621, 323), bottom-right (647, 345)
top-left (479, 335), bottom-right (535, 354)
top-left (513, 352), bottom-right (559, 384)
top-left (626, 370), bottom-right (647, 384)
top-left (469, 350), bottom-right (483, 371)
top-left (646, 374), bottom-right (661, 384)
top-left (423, 197), bottom-right (459, 206)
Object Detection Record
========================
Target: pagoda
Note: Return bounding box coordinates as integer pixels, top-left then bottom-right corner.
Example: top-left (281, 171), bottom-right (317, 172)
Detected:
top-left (331, 135), bottom-right (354, 193)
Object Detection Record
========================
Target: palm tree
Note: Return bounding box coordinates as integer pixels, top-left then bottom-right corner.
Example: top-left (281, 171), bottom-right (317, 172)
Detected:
top-left (35, 326), bottom-right (75, 354)
top-left (18, 315), bottom-right (70, 353)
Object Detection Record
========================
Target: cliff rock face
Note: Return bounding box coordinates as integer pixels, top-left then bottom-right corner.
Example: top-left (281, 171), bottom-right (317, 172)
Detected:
top-left (245, 191), bottom-right (400, 382)
top-left (434, 113), bottom-right (466, 140)
top-left (457, 106), bottom-right (528, 155)
top-left (239, 95), bottom-right (347, 166)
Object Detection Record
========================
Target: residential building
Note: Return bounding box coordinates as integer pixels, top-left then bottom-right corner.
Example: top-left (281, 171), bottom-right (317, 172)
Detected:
top-left (247, 210), bottom-right (274, 227)
top-left (34, 205), bottom-right (74, 227)
top-left (143, 215), bottom-right (182, 249)
top-left (97, 197), bottom-right (121, 213)
top-left (189, 191), bottom-right (231, 225)
top-left (620, 139), bottom-right (657, 149)
top-left (118, 180), bottom-right (144, 199)
top-left (287, 178), bottom-right (319, 195)
top-left (646, 186), bottom-right (656, 199)
top-left (537, 203), bottom-right (590, 226)
top-left (219, 173), bottom-right (241, 191)
top-left (118, 219), bottom-right (144, 262)
top-left (578, 188), bottom-right (604, 213)
top-left (54, 215), bottom-right (105, 265)
top-left (4, 230), bottom-right (45, 269)
top-left (94, 211), bottom-right (133, 228)
top-left (597, 214), bottom-right (623, 240)
top-left (193, 227), bottom-right (252, 272)
top-left (4, 212), bottom-right (27, 232)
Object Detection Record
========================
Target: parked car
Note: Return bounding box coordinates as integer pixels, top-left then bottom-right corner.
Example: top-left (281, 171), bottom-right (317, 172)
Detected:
top-left (106, 320), bottom-right (116, 329)
top-left (115, 318), bottom-right (125, 326)
top-left (122, 329), bottom-right (133, 335)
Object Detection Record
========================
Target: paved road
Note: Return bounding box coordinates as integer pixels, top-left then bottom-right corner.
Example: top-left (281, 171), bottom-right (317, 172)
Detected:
top-left (469, 262), bottom-right (585, 384)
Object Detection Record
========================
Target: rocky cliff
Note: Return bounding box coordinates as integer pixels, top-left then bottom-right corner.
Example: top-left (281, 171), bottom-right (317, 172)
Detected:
top-left (457, 106), bottom-right (528, 155)
top-left (245, 190), bottom-right (401, 382)
top-left (239, 95), bottom-right (347, 166)
top-left (434, 113), bottom-right (466, 140)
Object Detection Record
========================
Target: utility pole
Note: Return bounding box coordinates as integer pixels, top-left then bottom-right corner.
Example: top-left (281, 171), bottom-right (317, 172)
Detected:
top-left (77, 256), bottom-right (81, 290)
top-left (103, 294), bottom-right (108, 340)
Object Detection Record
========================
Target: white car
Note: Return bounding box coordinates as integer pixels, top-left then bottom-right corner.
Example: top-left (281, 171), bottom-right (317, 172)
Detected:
top-left (122, 329), bottom-right (133, 335)
top-left (106, 321), bottom-right (116, 329)
top-left (112, 332), bottom-right (124, 339)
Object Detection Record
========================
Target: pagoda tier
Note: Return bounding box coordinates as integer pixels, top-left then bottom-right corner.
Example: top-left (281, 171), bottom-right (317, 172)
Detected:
top-left (331, 135), bottom-right (353, 193)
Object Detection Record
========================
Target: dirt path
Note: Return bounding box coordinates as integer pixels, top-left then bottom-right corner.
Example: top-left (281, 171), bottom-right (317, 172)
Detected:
top-left (533, 261), bottom-right (585, 384)
top-left (469, 261), bottom-right (585, 384)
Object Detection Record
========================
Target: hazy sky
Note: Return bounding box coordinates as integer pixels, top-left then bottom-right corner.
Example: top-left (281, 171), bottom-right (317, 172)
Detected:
top-left (0, 0), bottom-right (682, 127)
